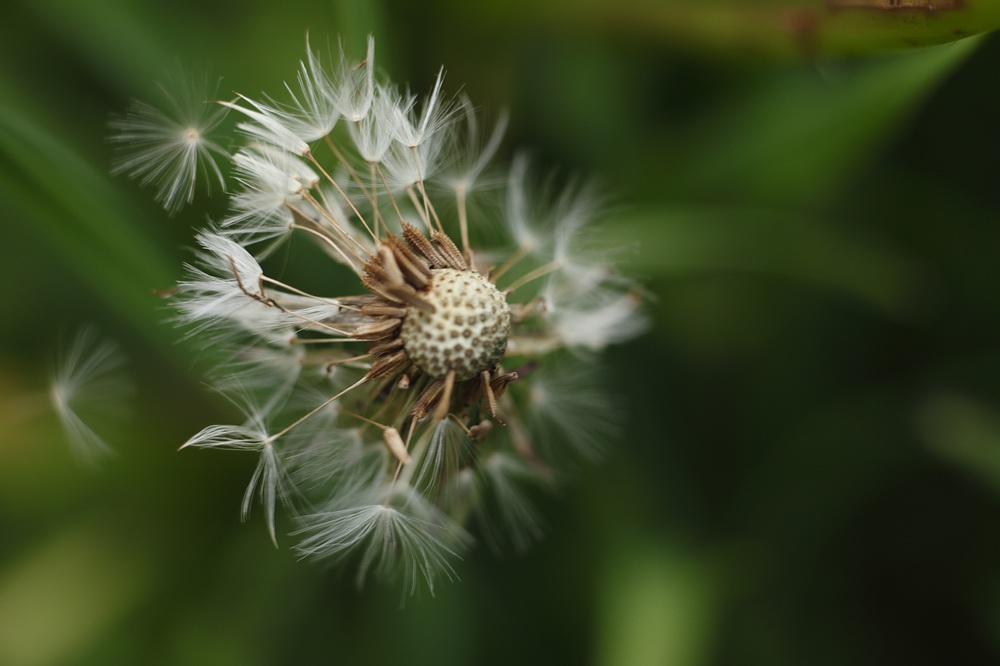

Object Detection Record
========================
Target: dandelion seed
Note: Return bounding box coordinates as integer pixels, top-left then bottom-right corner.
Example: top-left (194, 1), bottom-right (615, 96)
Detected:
top-left (181, 394), bottom-right (294, 546)
top-left (334, 35), bottom-right (376, 122)
top-left (221, 95), bottom-right (312, 157)
top-left (295, 485), bottom-right (469, 595)
top-left (110, 69), bottom-right (228, 214)
top-left (479, 452), bottom-right (546, 553)
top-left (438, 97), bottom-right (509, 195)
top-left (391, 68), bottom-right (453, 150)
top-left (348, 84), bottom-right (404, 164)
top-left (283, 37), bottom-right (343, 140)
top-left (525, 361), bottom-right (619, 462)
top-left (49, 329), bottom-right (129, 462)
top-left (114, 36), bottom-right (644, 593)
top-left (503, 154), bottom-right (546, 254)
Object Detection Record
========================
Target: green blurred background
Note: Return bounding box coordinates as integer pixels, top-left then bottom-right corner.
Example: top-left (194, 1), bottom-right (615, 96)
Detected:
top-left (3, 1), bottom-right (1000, 664)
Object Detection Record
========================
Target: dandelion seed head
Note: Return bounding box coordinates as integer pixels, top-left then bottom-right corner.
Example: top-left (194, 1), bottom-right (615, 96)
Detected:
top-left (116, 35), bottom-right (644, 594)
top-left (399, 268), bottom-right (511, 381)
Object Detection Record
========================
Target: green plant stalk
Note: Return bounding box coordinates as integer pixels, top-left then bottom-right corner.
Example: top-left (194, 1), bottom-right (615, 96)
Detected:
top-left (471, 0), bottom-right (999, 58)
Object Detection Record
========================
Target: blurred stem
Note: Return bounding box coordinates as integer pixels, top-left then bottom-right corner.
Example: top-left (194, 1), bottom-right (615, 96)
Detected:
top-left (471, 0), bottom-right (999, 57)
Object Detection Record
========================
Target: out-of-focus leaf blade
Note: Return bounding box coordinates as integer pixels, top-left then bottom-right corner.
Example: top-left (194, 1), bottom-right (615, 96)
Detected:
top-left (460, 0), bottom-right (999, 58)
top-left (0, 96), bottom-right (177, 340)
top-left (0, 521), bottom-right (151, 666)
top-left (676, 37), bottom-right (980, 205)
top-left (597, 541), bottom-right (721, 666)
top-left (15, 0), bottom-right (178, 92)
top-left (611, 206), bottom-right (932, 320)
top-left (918, 393), bottom-right (1000, 494)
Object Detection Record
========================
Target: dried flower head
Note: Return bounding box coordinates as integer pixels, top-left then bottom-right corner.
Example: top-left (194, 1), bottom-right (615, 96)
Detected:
top-left (112, 36), bottom-right (644, 593)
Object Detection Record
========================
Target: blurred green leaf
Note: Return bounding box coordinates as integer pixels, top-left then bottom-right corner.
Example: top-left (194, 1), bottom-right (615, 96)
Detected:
top-left (918, 393), bottom-right (1000, 493)
top-left (676, 37), bottom-right (980, 205)
top-left (612, 205), bottom-right (932, 320)
top-left (462, 0), bottom-right (1000, 58)
top-left (0, 520), bottom-right (151, 666)
top-left (0, 3), bottom-right (998, 664)
top-left (597, 541), bottom-right (721, 666)
top-left (15, 0), bottom-right (178, 92)
top-left (0, 90), bottom-right (177, 343)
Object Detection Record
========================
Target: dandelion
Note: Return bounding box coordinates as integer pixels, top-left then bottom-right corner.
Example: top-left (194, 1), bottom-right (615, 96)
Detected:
top-left (112, 36), bottom-right (645, 592)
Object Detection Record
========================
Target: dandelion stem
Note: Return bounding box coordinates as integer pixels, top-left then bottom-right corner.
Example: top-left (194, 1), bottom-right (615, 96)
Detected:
top-left (455, 185), bottom-right (473, 265)
top-left (305, 150), bottom-right (377, 243)
top-left (375, 163), bottom-right (408, 230)
top-left (409, 146), bottom-right (440, 234)
top-left (265, 375), bottom-right (369, 444)
top-left (284, 309), bottom-right (353, 337)
top-left (261, 275), bottom-right (349, 307)
top-left (338, 408), bottom-right (392, 432)
top-left (406, 186), bottom-right (433, 233)
top-left (392, 417), bottom-right (419, 484)
top-left (294, 189), bottom-right (371, 261)
top-left (490, 243), bottom-right (532, 282)
top-left (502, 260), bottom-right (563, 295)
top-left (293, 195), bottom-right (371, 266)
top-left (370, 161), bottom-right (382, 237)
top-left (323, 134), bottom-right (373, 201)
top-left (290, 219), bottom-right (362, 274)
top-left (290, 337), bottom-right (358, 345)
